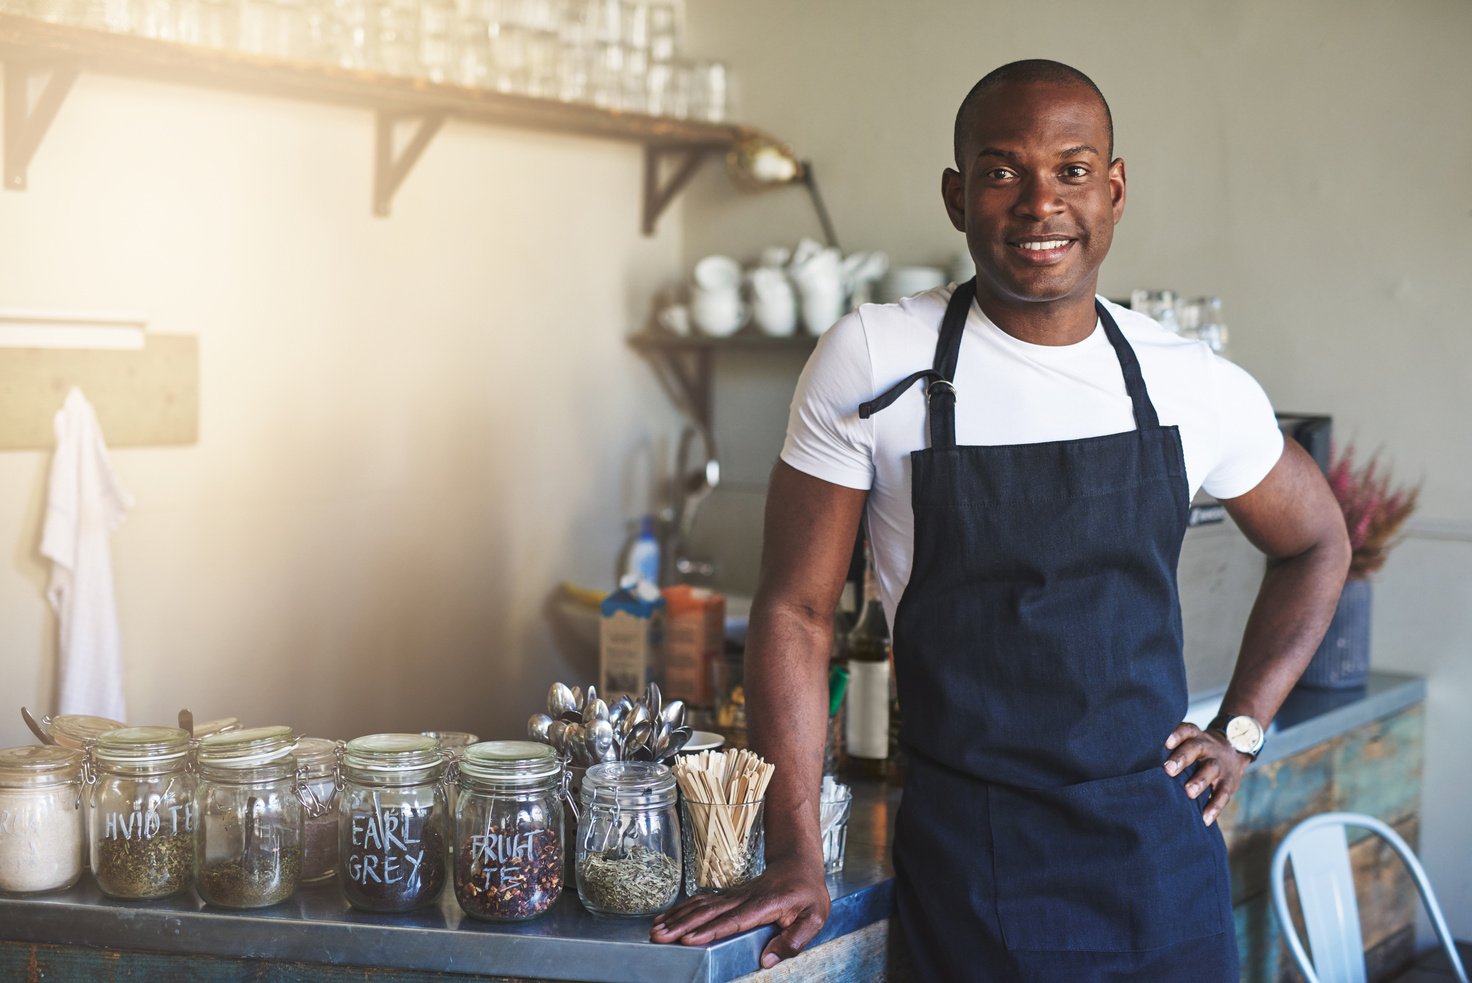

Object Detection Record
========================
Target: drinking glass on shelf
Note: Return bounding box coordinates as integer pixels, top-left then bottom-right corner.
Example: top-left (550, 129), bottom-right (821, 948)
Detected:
top-left (588, 39), bottom-right (622, 108)
top-left (523, 27), bottom-right (559, 97)
top-left (692, 59), bottom-right (728, 122)
top-left (556, 37), bottom-right (592, 103)
top-left (620, 42), bottom-right (648, 112)
top-left (376, 0), bottom-right (420, 76)
top-left (490, 22), bottom-right (529, 93)
top-left (418, 0), bottom-right (457, 82)
top-left (646, 0), bottom-right (674, 61)
top-left (620, 0), bottom-right (648, 49)
top-left (644, 59), bottom-right (673, 117)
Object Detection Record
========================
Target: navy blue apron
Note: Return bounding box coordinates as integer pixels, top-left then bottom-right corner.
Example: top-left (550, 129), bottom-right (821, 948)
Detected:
top-left (859, 280), bottom-right (1237, 982)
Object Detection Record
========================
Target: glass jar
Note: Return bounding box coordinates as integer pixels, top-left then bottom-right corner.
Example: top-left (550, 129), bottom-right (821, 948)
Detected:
top-left (193, 717), bottom-right (241, 740)
top-left (42, 713), bottom-right (123, 871)
top-left (0, 745), bottom-right (84, 894)
top-left (88, 726), bottom-right (195, 899)
top-left (338, 733), bottom-right (448, 912)
top-left (295, 737), bottom-right (340, 884)
top-left (194, 726), bottom-right (304, 908)
top-left (575, 761), bottom-right (680, 916)
top-left (453, 741), bottom-right (564, 921)
top-left (422, 731), bottom-right (478, 811)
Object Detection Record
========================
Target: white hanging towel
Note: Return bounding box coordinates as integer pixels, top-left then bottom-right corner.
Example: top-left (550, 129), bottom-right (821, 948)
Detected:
top-left (40, 387), bottom-right (133, 720)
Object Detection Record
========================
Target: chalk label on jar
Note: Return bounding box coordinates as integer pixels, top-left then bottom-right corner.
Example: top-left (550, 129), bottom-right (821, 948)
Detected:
top-left (347, 810), bottom-right (427, 886)
top-left (468, 829), bottom-right (541, 889)
top-left (101, 802), bottom-right (194, 840)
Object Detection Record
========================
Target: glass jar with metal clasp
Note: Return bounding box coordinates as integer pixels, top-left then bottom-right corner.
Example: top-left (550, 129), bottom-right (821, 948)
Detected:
top-left (194, 725), bottom-right (310, 908)
top-left (0, 745), bottom-right (85, 894)
top-left (337, 733), bottom-right (449, 912)
top-left (294, 737), bottom-right (341, 884)
top-left (88, 726), bottom-right (195, 899)
top-left (575, 761), bottom-right (681, 916)
top-left (452, 741), bottom-right (566, 921)
top-left (37, 713), bottom-right (123, 872)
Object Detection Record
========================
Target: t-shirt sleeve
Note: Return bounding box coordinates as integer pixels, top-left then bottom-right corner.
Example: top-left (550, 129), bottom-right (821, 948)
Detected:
top-left (779, 310), bottom-right (875, 490)
top-left (1201, 353), bottom-right (1284, 500)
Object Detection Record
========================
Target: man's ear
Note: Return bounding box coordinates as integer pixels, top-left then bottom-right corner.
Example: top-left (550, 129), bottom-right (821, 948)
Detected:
top-left (941, 167), bottom-right (966, 233)
top-left (1109, 157), bottom-right (1127, 224)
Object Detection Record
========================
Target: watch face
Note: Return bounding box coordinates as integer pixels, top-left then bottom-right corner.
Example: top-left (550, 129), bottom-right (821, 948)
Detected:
top-left (1225, 716), bottom-right (1263, 753)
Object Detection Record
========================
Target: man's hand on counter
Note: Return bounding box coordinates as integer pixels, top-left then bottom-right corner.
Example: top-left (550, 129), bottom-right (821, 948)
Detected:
top-left (649, 852), bottom-right (831, 968)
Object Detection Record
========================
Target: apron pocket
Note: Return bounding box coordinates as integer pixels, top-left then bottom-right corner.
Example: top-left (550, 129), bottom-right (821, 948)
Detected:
top-left (987, 766), bottom-right (1226, 953)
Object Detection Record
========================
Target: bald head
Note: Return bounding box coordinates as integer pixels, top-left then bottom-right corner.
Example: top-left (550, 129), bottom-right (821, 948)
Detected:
top-left (953, 60), bottom-right (1114, 170)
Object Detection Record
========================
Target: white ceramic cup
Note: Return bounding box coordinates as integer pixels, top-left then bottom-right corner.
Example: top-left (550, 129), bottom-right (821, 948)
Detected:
top-left (657, 303), bottom-right (692, 336)
top-left (691, 288), bottom-right (747, 337)
top-left (692, 255), bottom-right (743, 292)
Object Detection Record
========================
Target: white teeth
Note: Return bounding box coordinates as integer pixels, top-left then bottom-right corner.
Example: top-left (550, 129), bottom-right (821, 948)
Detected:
top-left (1019, 240), bottom-right (1069, 251)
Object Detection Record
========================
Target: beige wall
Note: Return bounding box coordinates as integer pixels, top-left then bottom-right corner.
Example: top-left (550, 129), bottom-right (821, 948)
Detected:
top-left (0, 73), bottom-right (683, 746)
top-left (680, 0), bottom-right (1472, 935)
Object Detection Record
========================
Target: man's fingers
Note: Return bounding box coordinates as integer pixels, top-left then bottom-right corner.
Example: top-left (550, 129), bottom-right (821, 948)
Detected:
top-left (650, 894), bottom-right (744, 942)
top-left (1203, 787), bottom-right (1232, 826)
top-left (1163, 734), bottom-right (1208, 776)
top-left (760, 909), bottom-right (826, 968)
top-left (673, 893), bottom-right (794, 946)
top-left (1164, 722), bottom-right (1201, 751)
top-left (1185, 757), bottom-right (1220, 798)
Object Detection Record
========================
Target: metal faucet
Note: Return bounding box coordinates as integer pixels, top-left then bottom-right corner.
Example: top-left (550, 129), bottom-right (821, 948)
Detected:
top-left (666, 421), bottom-right (720, 585)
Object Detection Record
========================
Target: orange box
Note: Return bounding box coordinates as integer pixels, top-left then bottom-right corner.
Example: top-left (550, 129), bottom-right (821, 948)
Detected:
top-left (660, 586), bottom-right (725, 707)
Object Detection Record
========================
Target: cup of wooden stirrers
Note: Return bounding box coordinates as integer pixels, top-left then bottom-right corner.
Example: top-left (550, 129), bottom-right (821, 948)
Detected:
top-left (673, 749), bottom-right (775, 895)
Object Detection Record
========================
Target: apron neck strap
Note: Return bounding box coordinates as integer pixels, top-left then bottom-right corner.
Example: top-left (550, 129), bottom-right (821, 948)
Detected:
top-left (857, 280), bottom-right (1162, 448)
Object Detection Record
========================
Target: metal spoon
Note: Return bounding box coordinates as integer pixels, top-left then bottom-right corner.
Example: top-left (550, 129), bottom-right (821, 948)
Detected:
top-left (660, 699), bottom-right (686, 730)
top-left (178, 708), bottom-right (194, 739)
top-left (528, 713), bottom-right (554, 743)
top-left (583, 698), bottom-right (608, 727)
top-left (20, 707), bottom-right (55, 745)
top-left (548, 683), bottom-right (577, 719)
top-left (590, 719), bottom-right (616, 762)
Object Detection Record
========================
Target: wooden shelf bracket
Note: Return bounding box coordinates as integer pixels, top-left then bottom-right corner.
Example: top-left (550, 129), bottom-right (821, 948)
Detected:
top-left (373, 108), bottom-right (444, 216)
top-left (4, 59), bottom-right (77, 191)
top-left (642, 143), bottom-right (715, 236)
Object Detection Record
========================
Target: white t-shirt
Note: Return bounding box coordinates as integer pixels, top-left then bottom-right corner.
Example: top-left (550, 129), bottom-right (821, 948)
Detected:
top-left (780, 284), bottom-right (1285, 626)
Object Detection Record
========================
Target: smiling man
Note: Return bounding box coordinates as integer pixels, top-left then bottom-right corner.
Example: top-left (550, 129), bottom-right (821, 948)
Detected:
top-left (651, 60), bottom-right (1349, 981)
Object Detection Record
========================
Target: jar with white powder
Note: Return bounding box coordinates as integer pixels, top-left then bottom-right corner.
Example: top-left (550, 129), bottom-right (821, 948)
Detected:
top-left (0, 745), bottom-right (84, 894)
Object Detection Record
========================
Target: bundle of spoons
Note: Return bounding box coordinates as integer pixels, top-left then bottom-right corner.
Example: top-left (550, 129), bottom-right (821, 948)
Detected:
top-left (527, 681), bottom-right (691, 767)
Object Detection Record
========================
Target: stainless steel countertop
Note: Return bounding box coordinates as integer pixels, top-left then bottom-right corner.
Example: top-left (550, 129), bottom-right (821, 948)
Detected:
top-left (0, 781), bottom-right (901, 983)
top-left (0, 672), bottom-right (1423, 981)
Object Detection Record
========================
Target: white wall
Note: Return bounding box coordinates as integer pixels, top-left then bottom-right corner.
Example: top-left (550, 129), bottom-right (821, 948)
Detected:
top-left (0, 72), bottom-right (683, 745)
top-left (680, 0), bottom-right (1472, 935)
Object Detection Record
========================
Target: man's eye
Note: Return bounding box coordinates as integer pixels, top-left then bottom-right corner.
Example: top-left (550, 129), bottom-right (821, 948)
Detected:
top-left (985, 168), bottom-right (1014, 181)
top-left (1062, 164), bottom-right (1089, 178)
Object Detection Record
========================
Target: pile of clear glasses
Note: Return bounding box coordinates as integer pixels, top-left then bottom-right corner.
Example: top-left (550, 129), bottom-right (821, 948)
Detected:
top-left (17, 0), bottom-right (730, 121)
top-left (1129, 289), bottom-right (1230, 354)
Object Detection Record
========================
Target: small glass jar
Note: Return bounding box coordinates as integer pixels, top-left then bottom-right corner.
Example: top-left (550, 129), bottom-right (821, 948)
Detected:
top-left (42, 713), bottom-right (122, 872)
top-left (338, 734), bottom-right (448, 912)
top-left (194, 726), bottom-right (303, 908)
top-left (422, 731), bottom-right (478, 811)
top-left (89, 727), bottom-right (195, 899)
top-left (575, 761), bottom-right (680, 917)
top-left (453, 741), bottom-right (564, 921)
top-left (295, 738), bottom-right (340, 884)
top-left (0, 745), bottom-right (84, 894)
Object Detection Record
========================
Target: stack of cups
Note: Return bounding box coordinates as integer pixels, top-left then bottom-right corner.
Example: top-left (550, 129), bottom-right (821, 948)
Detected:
top-left (690, 255), bottom-right (746, 338)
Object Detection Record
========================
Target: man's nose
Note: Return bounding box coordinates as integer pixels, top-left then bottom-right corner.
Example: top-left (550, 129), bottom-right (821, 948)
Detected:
top-left (1011, 174), bottom-right (1065, 220)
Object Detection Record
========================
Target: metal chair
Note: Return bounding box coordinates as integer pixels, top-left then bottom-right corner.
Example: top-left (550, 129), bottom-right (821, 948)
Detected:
top-left (1271, 812), bottom-right (1468, 983)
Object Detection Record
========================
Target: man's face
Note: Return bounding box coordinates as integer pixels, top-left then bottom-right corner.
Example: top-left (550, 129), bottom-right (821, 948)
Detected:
top-left (942, 81), bottom-right (1126, 317)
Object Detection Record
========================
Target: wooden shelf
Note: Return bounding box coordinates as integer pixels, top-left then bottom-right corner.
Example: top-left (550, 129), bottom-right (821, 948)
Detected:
top-left (0, 13), bottom-right (779, 223)
top-left (630, 328), bottom-right (816, 430)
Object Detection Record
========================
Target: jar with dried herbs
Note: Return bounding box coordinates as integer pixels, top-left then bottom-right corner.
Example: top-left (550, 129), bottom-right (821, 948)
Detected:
top-left (338, 734), bottom-right (449, 912)
top-left (453, 741), bottom-right (564, 921)
top-left (89, 726), bottom-right (195, 899)
top-left (294, 737), bottom-right (340, 884)
top-left (575, 761), bottom-right (680, 917)
top-left (0, 745), bottom-right (84, 893)
top-left (194, 726), bottom-right (305, 908)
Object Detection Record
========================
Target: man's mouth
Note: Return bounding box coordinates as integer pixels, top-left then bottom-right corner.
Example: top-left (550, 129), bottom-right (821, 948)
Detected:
top-left (1009, 237), bottom-right (1076, 263)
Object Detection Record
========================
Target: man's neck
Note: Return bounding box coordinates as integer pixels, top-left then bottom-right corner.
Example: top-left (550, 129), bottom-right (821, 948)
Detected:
top-left (973, 289), bottom-right (1100, 347)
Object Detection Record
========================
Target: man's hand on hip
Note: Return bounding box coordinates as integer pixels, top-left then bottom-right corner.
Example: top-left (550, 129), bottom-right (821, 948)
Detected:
top-left (1163, 722), bottom-right (1249, 827)
top-left (649, 853), bottom-right (831, 969)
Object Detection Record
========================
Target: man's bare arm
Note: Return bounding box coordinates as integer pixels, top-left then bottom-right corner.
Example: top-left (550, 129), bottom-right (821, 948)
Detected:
top-left (651, 461), bottom-right (867, 967)
top-left (1164, 439), bottom-right (1352, 823)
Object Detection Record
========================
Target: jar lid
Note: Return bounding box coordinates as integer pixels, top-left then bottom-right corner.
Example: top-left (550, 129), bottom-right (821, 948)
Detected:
top-left (294, 737), bottom-right (339, 774)
top-left (0, 745), bottom-right (83, 787)
top-left (459, 740), bottom-right (561, 785)
top-left (581, 761), bottom-right (676, 807)
top-left (193, 717), bottom-right (241, 739)
top-left (93, 726), bottom-right (191, 765)
top-left (420, 730), bottom-right (479, 750)
top-left (342, 733), bottom-right (442, 773)
top-left (44, 714), bottom-right (125, 749)
top-left (197, 725), bottom-right (296, 768)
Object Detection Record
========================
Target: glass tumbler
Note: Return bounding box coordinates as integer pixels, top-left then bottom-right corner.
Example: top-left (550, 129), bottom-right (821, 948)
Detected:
top-left (679, 796), bottom-right (764, 895)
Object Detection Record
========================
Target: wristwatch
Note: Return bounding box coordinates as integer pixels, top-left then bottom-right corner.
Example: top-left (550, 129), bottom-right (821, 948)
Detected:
top-left (1208, 713), bottom-right (1265, 760)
